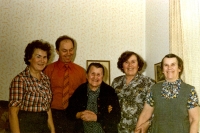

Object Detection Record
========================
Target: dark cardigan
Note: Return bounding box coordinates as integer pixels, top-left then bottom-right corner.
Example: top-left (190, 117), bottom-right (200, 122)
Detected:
top-left (67, 82), bottom-right (121, 133)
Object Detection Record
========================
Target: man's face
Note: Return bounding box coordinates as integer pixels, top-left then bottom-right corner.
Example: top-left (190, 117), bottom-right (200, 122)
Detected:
top-left (56, 39), bottom-right (74, 63)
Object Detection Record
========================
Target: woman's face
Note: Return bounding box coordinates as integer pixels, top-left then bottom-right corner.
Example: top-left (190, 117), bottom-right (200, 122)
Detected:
top-left (122, 55), bottom-right (139, 77)
top-left (87, 66), bottom-right (103, 91)
top-left (162, 57), bottom-right (181, 82)
top-left (28, 48), bottom-right (48, 72)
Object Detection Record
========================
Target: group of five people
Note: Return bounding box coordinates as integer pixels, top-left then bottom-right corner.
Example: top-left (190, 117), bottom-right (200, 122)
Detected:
top-left (8, 35), bottom-right (199, 133)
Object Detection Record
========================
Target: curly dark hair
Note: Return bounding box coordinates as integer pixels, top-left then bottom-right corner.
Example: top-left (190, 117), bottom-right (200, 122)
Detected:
top-left (87, 63), bottom-right (105, 75)
top-left (161, 53), bottom-right (183, 77)
top-left (55, 35), bottom-right (75, 51)
top-left (24, 40), bottom-right (52, 65)
top-left (117, 51), bottom-right (144, 73)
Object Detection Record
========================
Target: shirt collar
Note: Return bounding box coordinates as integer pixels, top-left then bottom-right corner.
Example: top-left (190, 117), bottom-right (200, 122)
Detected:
top-left (57, 59), bottom-right (72, 69)
top-left (123, 73), bottom-right (140, 83)
top-left (161, 79), bottom-right (182, 99)
top-left (24, 66), bottom-right (46, 80)
top-left (87, 84), bottom-right (100, 94)
top-left (162, 79), bottom-right (182, 86)
top-left (24, 66), bottom-right (31, 77)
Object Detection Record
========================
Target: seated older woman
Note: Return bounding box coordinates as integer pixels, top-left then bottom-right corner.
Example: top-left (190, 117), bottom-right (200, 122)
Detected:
top-left (135, 54), bottom-right (199, 133)
top-left (67, 63), bottom-right (121, 133)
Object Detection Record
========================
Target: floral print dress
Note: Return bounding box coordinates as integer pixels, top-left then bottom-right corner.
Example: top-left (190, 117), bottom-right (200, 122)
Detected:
top-left (112, 73), bottom-right (155, 133)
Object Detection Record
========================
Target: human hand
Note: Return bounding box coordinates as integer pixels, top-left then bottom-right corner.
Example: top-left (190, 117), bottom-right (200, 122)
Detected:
top-left (135, 121), bottom-right (150, 133)
top-left (80, 110), bottom-right (97, 121)
top-left (108, 105), bottom-right (113, 113)
top-left (134, 128), bottom-right (141, 133)
top-left (50, 130), bottom-right (56, 133)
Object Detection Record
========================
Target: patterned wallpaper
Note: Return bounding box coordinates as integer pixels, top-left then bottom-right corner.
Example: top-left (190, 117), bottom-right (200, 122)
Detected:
top-left (0, 0), bottom-right (169, 100)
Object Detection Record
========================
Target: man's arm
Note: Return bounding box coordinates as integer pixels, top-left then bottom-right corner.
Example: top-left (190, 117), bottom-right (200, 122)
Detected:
top-left (9, 106), bottom-right (20, 133)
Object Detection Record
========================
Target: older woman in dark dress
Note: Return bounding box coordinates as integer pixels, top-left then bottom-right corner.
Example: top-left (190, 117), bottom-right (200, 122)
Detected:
top-left (67, 63), bottom-right (121, 133)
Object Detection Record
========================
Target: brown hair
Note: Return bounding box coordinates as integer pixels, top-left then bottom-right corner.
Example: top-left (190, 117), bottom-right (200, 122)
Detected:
top-left (117, 51), bottom-right (144, 73)
top-left (24, 40), bottom-right (51, 65)
top-left (55, 35), bottom-right (75, 51)
top-left (87, 63), bottom-right (105, 75)
top-left (161, 53), bottom-right (184, 77)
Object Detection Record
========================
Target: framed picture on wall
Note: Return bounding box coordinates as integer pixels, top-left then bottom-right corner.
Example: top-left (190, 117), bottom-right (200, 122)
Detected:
top-left (154, 62), bottom-right (165, 83)
top-left (86, 60), bottom-right (110, 85)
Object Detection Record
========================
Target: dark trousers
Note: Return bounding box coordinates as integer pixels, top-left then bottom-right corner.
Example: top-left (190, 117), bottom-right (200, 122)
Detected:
top-left (18, 110), bottom-right (49, 133)
top-left (51, 109), bottom-right (75, 133)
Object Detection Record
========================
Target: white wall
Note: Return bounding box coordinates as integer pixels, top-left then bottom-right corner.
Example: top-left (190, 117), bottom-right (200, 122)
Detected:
top-left (0, 0), bottom-right (169, 100)
top-left (145, 0), bottom-right (170, 79)
top-left (0, 0), bottom-right (147, 100)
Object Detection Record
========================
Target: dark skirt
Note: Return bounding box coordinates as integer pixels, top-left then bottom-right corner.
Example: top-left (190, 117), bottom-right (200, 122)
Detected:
top-left (51, 108), bottom-right (75, 133)
top-left (18, 110), bottom-right (50, 133)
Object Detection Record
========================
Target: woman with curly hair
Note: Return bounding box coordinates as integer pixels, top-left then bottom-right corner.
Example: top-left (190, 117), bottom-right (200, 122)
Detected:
top-left (112, 51), bottom-right (155, 133)
top-left (9, 40), bottom-right (55, 133)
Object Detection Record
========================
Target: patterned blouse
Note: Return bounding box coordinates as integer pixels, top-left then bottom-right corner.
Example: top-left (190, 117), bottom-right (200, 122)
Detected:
top-left (83, 86), bottom-right (104, 133)
top-left (111, 73), bottom-right (155, 133)
top-left (9, 66), bottom-right (52, 112)
top-left (146, 79), bottom-right (199, 109)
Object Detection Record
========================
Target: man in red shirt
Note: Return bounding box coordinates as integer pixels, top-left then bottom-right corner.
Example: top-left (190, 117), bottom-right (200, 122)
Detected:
top-left (44, 35), bottom-right (86, 133)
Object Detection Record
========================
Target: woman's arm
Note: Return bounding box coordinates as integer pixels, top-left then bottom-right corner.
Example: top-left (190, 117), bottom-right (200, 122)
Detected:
top-left (188, 106), bottom-right (199, 133)
top-left (135, 103), bottom-right (154, 133)
top-left (9, 106), bottom-right (20, 133)
top-left (135, 120), bottom-right (151, 133)
top-left (47, 109), bottom-right (55, 133)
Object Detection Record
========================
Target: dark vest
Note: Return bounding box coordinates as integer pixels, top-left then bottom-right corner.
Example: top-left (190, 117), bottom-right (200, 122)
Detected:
top-left (150, 81), bottom-right (193, 133)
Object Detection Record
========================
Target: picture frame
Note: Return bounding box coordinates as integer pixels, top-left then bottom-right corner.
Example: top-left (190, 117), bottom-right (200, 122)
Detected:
top-left (154, 62), bottom-right (165, 83)
top-left (86, 60), bottom-right (110, 85)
